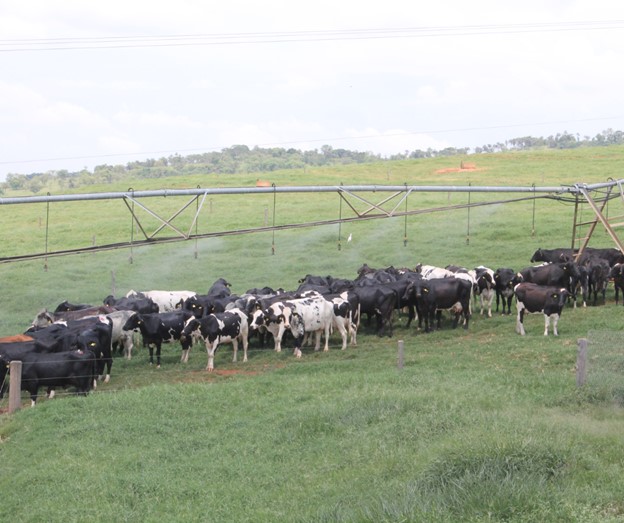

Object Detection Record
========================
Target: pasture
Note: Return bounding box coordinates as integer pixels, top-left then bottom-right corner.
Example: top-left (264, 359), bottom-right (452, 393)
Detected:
top-left (1, 147), bottom-right (624, 521)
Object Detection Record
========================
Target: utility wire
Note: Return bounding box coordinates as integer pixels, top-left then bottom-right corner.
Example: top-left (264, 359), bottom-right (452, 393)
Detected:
top-left (1, 20), bottom-right (623, 52)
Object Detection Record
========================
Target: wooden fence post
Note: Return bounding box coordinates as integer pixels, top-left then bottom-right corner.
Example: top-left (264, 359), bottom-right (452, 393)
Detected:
top-left (397, 340), bottom-right (404, 370)
top-left (576, 338), bottom-right (588, 387)
top-left (8, 360), bottom-right (22, 413)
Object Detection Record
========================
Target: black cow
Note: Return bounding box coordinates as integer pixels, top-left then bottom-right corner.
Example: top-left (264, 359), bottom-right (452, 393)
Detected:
top-left (581, 247), bottom-right (624, 267)
top-left (207, 278), bottom-right (232, 298)
top-left (179, 308), bottom-right (249, 370)
top-left (0, 350), bottom-right (96, 406)
top-left (25, 316), bottom-right (114, 383)
top-left (402, 277), bottom-right (472, 332)
top-left (530, 248), bottom-right (575, 264)
top-left (351, 284), bottom-right (397, 337)
top-left (610, 263), bottom-right (624, 305)
top-left (514, 282), bottom-right (568, 336)
top-left (122, 310), bottom-right (193, 367)
top-left (584, 256), bottom-right (611, 306)
top-left (54, 301), bottom-right (93, 313)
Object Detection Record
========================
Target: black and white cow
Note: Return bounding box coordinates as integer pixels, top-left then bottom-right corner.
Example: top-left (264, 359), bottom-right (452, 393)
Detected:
top-left (122, 310), bottom-right (193, 367)
top-left (179, 308), bottom-right (249, 371)
top-left (286, 295), bottom-right (346, 358)
top-left (494, 268), bottom-right (522, 315)
top-left (473, 266), bottom-right (496, 317)
top-left (249, 301), bottom-right (296, 353)
top-left (520, 261), bottom-right (581, 307)
top-left (0, 350), bottom-right (96, 406)
top-left (514, 282), bottom-right (569, 336)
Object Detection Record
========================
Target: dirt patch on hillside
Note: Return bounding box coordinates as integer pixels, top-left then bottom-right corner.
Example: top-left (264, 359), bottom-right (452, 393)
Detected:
top-left (435, 162), bottom-right (485, 174)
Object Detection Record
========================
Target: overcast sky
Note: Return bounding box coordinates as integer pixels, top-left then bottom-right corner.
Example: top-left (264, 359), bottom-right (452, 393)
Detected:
top-left (1, 1), bottom-right (624, 180)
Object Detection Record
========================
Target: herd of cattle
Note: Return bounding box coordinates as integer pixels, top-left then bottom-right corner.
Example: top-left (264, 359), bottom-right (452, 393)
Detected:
top-left (2, 245), bottom-right (624, 407)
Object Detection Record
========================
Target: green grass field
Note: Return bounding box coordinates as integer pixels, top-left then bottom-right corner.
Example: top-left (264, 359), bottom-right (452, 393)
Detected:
top-left (1, 147), bottom-right (624, 522)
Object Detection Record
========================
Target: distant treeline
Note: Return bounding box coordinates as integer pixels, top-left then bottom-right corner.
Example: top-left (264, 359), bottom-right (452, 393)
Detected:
top-left (4, 128), bottom-right (624, 194)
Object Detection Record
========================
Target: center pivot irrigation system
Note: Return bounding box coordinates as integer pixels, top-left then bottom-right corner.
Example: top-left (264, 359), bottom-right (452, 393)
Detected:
top-left (1, 179), bottom-right (624, 264)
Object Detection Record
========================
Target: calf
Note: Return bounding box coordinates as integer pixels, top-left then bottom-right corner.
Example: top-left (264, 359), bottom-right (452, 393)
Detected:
top-left (514, 283), bottom-right (569, 336)
top-left (180, 308), bottom-right (249, 371)
top-left (474, 266), bottom-right (496, 317)
top-left (494, 268), bottom-right (522, 315)
top-left (122, 310), bottom-right (193, 367)
top-left (584, 256), bottom-right (610, 306)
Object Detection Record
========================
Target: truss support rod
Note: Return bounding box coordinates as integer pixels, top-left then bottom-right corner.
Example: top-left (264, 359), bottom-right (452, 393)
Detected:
top-left (338, 188), bottom-right (404, 217)
top-left (577, 186), bottom-right (624, 254)
top-left (124, 195), bottom-right (189, 239)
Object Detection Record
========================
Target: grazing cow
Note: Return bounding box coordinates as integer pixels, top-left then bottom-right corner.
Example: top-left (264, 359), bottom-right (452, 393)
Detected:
top-left (30, 305), bottom-right (117, 329)
top-left (473, 266), bottom-right (496, 317)
top-left (179, 308), bottom-right (249, 370)
top-left (530, 247), bottom-right (574, 264)
top-left (610, 263), bottom-right (624, 305)
top-left (285, 295), bottom-right (346, 357)
top-left (0, 350), bottom-right (96, 406)
top-left (125, 290), bottom-right (197, 312)
top-left (494, 268), bottom-right (521, 314)
top-left (520, 261), bottom-right (581, 306)
top-left (103, 295), bottom-right (159, 314)
top-left (122, 310), bottom-right (193, 367)
top-left (514, 283), bottom-right (568, 336)
top-left (54, 301), bottom-right (93, 312)
top-left (402, 277), bottom-right (472, 332)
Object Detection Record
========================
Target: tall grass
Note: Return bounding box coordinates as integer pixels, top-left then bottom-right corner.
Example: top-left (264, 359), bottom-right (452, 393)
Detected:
top-left (1, 147), bottom-right (624, 521)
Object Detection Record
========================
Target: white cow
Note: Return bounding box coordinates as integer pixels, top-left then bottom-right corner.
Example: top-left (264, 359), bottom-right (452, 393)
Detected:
top-left (125, 290), bottom-right (197, 312)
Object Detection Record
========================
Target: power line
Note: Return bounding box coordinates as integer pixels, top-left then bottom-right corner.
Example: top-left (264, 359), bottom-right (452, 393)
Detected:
top-left (1, 20), bottom-right (623, 52)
